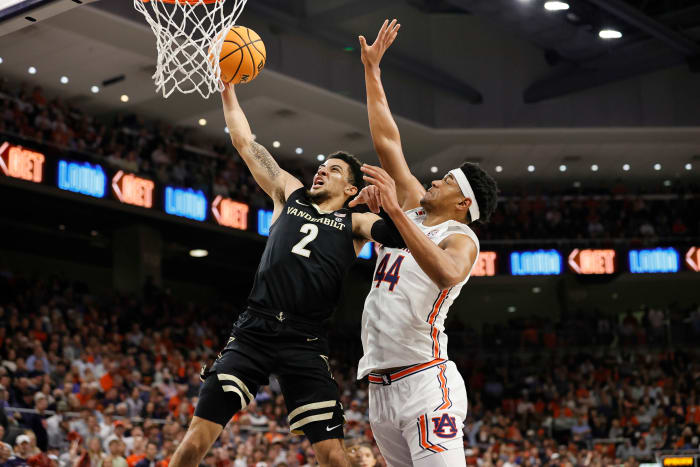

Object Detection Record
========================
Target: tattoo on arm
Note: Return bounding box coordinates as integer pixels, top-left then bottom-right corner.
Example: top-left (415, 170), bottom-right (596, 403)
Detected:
top-left (249, 141), bottom-right (287, 203)
top-left (250, 142), bottom-right (281, 178)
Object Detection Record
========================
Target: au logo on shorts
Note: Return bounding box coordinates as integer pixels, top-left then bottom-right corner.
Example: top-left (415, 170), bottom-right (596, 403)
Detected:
top-left (432, 414), bottom-right (458, 438)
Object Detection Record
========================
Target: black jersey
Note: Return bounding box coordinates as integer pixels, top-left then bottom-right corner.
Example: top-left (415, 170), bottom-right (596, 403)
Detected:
top-left (247, 188), bottom-right (356, 322)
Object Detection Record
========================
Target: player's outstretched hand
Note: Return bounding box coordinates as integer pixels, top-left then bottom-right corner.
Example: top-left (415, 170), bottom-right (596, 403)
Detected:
top-left (349, 185), bottom-right (382, 213)
top-left (359, 19), bottom-right (401, 69)
top-left (361, 164), bottom-right (401, 215)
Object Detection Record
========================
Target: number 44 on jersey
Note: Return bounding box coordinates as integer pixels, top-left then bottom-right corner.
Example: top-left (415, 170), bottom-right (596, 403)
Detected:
top-left (374, 253), bottom-right (405, 291)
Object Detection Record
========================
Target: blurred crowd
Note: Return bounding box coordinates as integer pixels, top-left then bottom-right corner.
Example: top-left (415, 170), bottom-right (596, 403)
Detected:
top-left (477, 191), bottom-right (699, 243)
top-left (445, 303), bottom-right (700, 354)
top-left (0, 81), bottom-right (283, 211)
top-left (1, 268), bottom-right (699, 467)
top-left (1, 81), bottom-right (699, 244)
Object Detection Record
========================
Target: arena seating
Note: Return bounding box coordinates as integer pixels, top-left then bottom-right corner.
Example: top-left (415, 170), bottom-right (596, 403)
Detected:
top-left (2, 80), bottom-right (698, 246)
top-left (1, 268), bottom-right (698, 466)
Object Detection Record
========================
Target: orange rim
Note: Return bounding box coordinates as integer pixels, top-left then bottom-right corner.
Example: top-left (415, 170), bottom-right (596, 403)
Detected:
top-left (140, 0), bottom-right (222, 4)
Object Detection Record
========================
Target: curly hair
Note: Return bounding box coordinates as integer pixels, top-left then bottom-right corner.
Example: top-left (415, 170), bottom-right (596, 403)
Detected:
top-left (459, 162), bottom-right (499, 224)
top-left (327, 151), bottom-right (365, 192)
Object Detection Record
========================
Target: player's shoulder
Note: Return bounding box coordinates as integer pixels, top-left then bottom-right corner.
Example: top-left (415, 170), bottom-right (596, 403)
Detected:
top-left (442, 221), bottom-right (480, 249)
top-left (285, 186), bottom-right (307, 203)
top-left (444, 220), bottom-right (477, 236)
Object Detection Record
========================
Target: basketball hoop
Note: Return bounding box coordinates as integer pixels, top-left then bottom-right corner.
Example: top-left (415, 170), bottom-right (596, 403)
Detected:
top-left (134, 0), bottom-right (248, 99)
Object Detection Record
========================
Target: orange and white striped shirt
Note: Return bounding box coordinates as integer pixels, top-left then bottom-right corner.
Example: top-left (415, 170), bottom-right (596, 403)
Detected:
top-left (357, 207), bottom-right (480, 379)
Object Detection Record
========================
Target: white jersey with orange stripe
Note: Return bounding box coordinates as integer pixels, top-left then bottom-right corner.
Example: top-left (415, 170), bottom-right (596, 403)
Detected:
top-left (357, 207), bottom-right (480, 379)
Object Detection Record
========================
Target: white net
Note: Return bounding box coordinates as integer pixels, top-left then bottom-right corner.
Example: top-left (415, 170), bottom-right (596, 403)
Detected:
top-left (134, 0), bottom-right (248, 99)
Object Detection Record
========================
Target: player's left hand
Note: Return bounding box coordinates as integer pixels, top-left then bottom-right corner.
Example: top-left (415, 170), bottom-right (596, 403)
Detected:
top-left (361, 164), bottom-right (401, 214)
top-left (358, 19), bottom-right (401, 69)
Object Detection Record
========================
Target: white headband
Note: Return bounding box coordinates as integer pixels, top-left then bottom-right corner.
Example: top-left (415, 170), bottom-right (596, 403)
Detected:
top-left (448, 168), bottom-right (480, 222)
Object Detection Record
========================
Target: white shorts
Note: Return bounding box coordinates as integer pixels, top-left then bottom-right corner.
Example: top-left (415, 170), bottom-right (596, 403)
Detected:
top-left (368, 359), bottom-right (467, 466)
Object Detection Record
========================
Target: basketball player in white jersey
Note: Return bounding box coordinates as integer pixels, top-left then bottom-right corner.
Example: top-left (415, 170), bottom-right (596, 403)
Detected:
top-left (348, 20), bottom-right (499, 466)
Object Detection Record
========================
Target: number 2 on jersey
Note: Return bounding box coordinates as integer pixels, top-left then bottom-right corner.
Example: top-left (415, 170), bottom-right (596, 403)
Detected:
top-left (374, 253), bottom-right (404, 291)
top-left (292, 223), bottom-right (319, 258)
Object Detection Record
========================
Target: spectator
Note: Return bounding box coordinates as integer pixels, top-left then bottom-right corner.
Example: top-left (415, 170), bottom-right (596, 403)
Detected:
top-left (345, 401), bottom-right (364, 423)
top-left (105, 421), bottom-right (128, 451)
top-left (263, 421), bottom-right (284, 444)
top-left (648, 307), bottom-right (665, 343)
top-left (46, 401), bottom-right (70, 451)
top-left (570, 415), bottom-right (592, 440)
top-left (608, 418), bottom-right (624, 439)
top-left (6, 434), bottom-right (32, 467)
top-left (0, 442), bottom-right (12, 465)
top-left (630, 438), bottom-right (652, 460)
top-left (243, 401), bottom-right (268, 428)
top-left (125, 435), bottom-right (146, 467)
top-left (25, 342), bottom-right (50, 374)
top-left (0, 384), bottom-right (10, 432)
top-left (19, 394), bottom-right (49, 452)
top-left (345, 442), bottom-right (376, 467)
top-left (133, 442), bottom-right (158, 467)
top-left (86, 437), bottom-right (105, 466)
top-left (102, 439), bottom-right (128, 467)
top-left (150, 145), bottom-right (169, 165)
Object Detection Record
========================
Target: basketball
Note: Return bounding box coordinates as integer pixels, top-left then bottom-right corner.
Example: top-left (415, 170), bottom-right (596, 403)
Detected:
top-left (217, 26), bottom-right (266, 85)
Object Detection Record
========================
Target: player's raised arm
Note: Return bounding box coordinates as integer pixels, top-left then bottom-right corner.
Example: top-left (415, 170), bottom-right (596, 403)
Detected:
top-left (359, 20), bottom-right (425, 210)
top-left (361, 165), bottom-right (477, 290)
top-left (221, 83), bottom-right (302, 206)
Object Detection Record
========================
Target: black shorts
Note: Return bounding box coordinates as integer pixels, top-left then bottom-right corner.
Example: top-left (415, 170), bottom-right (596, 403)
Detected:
top-left (194, 309), bottom-right (345, 444)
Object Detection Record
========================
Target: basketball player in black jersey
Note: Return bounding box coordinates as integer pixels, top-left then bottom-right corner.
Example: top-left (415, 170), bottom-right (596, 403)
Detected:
top-left (169, 83), bottom-right (405, 467)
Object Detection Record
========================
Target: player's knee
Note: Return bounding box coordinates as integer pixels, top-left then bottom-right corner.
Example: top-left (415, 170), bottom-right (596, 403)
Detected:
top-left (312, 439), bottom-right (349, 467)
top-left (172, 420), bottom-right (220, 467)
top-left (320, 446), bottom-right (349, 467)
top-left (183, 437), bottom-right (207, 456)
top-left (173, 438), bottom-right (207, 467)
